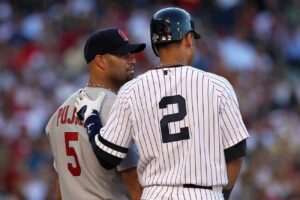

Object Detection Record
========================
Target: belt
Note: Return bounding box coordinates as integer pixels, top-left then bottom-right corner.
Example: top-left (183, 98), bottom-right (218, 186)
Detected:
top-left (183, 184), bottom-right (213, 190)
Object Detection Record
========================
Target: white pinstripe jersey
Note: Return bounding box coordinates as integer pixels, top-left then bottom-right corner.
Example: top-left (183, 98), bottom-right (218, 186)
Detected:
top-left (46, 87), bottom-right (139, 200)
top-left (97, 66), bottom-right (249, 199)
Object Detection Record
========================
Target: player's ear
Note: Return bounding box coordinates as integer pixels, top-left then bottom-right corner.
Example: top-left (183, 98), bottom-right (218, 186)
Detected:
top-left (184, 32), bottom-right (194, 49)
top-left (184, 32), bottom-right (196, 65)
top-left (94, 55), bottom-right (106, 70)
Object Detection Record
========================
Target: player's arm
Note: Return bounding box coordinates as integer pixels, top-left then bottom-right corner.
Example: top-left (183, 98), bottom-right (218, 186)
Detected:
top-left (120, 168), bottom-right (142, 200)
top-left (45, 126), bottom-right (62, 200)
top-left (220, 80), bottom-right (249, 200)
top-left (75, 90), bottom-right (116, 169)
top-left (56, 179), bottom-right (62, 200)
top-left (222, 139), bottom-right (247, 200)
top-left (76, 90), bottom-right (133, 170)
top-left (117, 143), bottom-right (141, 200)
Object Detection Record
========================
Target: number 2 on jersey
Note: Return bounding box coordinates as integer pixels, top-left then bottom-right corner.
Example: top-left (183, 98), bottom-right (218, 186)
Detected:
top-left (159, 95), bottom-right (190, 143)
top-left (65, 132), bottom-right (81, 176)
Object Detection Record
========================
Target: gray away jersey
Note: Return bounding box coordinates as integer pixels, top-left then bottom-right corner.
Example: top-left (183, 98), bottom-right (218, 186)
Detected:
top-left (45, 87), bottom-right (139, 200)
top-left (95, 66), bottom-right (249, 199)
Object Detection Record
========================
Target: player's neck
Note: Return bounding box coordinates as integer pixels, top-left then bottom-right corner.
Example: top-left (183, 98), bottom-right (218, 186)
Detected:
top-left (159, 58), bottom-right (187, 68)
top-left (87, 78), bottom-right (118, 93)
top-left (159, 51), bottom-right (188, 67)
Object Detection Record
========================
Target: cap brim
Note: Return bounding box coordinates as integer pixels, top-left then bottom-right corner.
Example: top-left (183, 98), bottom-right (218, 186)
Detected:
top-left (112, 43), bottom-right (146, 55)
top-left (194, 31), bottom-right (201, 39)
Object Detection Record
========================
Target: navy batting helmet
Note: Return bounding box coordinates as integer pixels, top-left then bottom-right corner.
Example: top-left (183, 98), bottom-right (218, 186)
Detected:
top-left (150, 7), bottom-right (201, 56)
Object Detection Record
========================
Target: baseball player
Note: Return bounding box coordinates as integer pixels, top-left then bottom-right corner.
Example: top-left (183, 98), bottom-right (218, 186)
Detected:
top-left (45, 28), bottom-right (145, 200)
top-left (76, 7), bottom-right (249, 200)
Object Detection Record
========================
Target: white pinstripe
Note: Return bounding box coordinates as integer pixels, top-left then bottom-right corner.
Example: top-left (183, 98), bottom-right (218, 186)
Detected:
top-left (141, 186), bottom-right (223, 200)
top-left (98, 66), bottom-right (249, 199)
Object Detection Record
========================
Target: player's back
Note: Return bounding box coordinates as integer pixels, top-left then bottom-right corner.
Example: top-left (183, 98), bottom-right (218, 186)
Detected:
top-left (123, 65), bottom-right (248, 188)
top-left (46, 88), bottom-right (131, 200)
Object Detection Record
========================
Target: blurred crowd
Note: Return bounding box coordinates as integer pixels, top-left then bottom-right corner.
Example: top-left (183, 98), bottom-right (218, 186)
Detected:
top-left (0, 0), bottom-right (299, 199)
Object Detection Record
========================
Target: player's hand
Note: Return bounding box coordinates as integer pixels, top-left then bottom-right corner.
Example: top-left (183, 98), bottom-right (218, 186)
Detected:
top-left (75, 90), bottom-right (106, 124)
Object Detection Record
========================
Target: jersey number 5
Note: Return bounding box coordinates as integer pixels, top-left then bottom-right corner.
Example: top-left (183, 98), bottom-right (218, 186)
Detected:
top-left (159, 95), bottom-right (190, 143)
top-left (65, 132), bottom-right (81, 176)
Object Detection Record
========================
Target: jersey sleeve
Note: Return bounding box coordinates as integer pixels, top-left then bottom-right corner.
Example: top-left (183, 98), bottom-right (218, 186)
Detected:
top-left (92, 90), bottom-right (134, 169)
top-left (45, 116), bottom-right (58, 172)
top-left (220, 81), bottom-right (249, 149)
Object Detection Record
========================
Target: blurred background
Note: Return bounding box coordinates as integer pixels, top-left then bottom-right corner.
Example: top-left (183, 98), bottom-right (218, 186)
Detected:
top-left (0, 0), bottom-right (299, 199)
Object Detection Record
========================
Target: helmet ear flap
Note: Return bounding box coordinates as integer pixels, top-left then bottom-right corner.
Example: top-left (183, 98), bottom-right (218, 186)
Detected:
top-left (151, 40), bottom-right (160, 57)
top-left (151, 20), bottom-right (172, 57)
top-left (151, 20), bottom-right (172, 43)
top-left (154, 21), bottom-right (171, 35)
